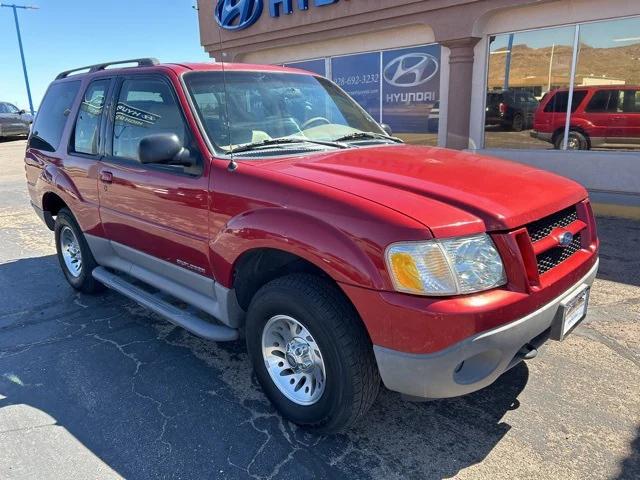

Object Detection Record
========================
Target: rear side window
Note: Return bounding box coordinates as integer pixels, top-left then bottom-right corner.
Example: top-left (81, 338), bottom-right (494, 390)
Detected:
top-left (30, 81), bottom-right (81, 152)
top-left (586, 90), bottom-right (617, 113)
top-left (619, 90), bottom-right (640, 113)
top-left (543, 90), bottom-right (587, 113)
top-left (71, 79), bottom-right (110, 155)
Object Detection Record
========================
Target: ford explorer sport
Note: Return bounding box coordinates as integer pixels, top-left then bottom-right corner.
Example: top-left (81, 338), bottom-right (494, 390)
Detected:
top-left (25, 58), bottom-right (599, 433)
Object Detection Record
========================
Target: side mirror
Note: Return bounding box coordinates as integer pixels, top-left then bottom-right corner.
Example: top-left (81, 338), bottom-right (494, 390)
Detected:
top-left (381, 123), bottom-right (393, 136)
top-left (18, 109), bottom-right (26, 115)
top-left (138, 133), bottom-right (194, 166)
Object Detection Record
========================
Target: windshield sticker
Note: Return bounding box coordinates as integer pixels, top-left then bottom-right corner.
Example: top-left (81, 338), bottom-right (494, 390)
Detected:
top-left (115, 103), bottom-right (161, 127)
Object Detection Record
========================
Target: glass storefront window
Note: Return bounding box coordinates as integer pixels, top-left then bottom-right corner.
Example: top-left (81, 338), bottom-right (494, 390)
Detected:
top-left (331, 52), bottom-right (382, 125)
top-left (281, 44), bottom-right (442, 146)
top-left (484, 26), bottom-right (575, 149)
top-left (283, 59), bottom-right (327, 77)
top-left (568, 16), bottom-right (640, 151)
top-left (381, 45), bottom-right (441, 146)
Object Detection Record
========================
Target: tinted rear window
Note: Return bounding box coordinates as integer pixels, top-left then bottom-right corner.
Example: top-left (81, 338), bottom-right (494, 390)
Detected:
top-left (543, 90), bottom-right (587, 113)
top-left (30, 81), bottom-right (81, 152)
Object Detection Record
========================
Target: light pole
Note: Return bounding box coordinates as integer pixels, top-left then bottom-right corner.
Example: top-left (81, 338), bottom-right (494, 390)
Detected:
top-left (1, 3), bottom-right (38, 115)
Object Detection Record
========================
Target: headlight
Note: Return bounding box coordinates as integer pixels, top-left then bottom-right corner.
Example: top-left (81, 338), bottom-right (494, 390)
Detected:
top-left (385, 234), bottom-right (506, 296)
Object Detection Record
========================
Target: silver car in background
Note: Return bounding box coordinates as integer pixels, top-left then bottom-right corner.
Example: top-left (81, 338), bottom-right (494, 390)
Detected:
top-left (0, 102), bottom-right (32, 138)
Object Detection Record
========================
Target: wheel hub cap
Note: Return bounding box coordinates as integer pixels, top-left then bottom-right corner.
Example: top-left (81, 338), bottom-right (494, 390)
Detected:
top-left (261, 315), bottom-right (326, 406)
top-left (285, 338), bottom-right (313, 372)
top-left (60, 226), bottom-right (82, 278)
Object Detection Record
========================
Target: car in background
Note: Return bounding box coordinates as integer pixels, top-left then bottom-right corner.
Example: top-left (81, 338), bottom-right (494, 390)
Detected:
top-left (0, 102), bottom-right (32, 139)
top-left (531, 86), bottom-right (640, 150)
top-left (485, 90), bottom-right (539, 131)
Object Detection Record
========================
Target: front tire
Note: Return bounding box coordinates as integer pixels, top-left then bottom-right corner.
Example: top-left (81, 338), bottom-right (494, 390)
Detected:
top-left (554, 130), bottom-right (588, 150)
top-left (54, 208), bottom-right (103, 293)
top-left (245, 273), bottom-right (380, 433)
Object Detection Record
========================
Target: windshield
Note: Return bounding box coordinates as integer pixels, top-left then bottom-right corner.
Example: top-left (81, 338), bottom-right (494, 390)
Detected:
top-left (184, 71), bottom-right (388, 154)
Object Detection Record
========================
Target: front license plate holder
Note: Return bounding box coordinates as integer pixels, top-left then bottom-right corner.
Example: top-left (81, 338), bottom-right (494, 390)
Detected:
top-left (551, 285), bottom-right (590, 341)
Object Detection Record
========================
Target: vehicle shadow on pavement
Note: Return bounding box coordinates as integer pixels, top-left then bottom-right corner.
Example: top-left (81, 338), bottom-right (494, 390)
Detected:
top-left (617, 425), bottom-right (640, 480)
top-left (0, 136), bottom-right (27, 143)
top-left (0, 255), bottom-right (528, 479)
top-left (595, 216), bottom-right (640, 287)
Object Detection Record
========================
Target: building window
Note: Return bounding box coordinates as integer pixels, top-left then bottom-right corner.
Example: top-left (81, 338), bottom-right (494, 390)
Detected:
top-left (484, 15), bottom-right (640, 152)
top-left (484, 26), bottom-right (574, 149)
top-left (283, 59), bottom-right (327, 77)
top-left (569, 16), bottom-right (640, 151)
top-left (331, 52), bottom-right (382, 125)
top-left (284, 44), bottom-right (442, 146)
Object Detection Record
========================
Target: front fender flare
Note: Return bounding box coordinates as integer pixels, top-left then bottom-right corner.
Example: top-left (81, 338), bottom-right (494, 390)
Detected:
top-left (210, 208), bottom-right (387, 290)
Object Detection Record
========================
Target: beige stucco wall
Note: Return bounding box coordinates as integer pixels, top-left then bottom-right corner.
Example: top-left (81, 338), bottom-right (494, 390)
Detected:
top-left (239, 23), bottom-right (435, 64)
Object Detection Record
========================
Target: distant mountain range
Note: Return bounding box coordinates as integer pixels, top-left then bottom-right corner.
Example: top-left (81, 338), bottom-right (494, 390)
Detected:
top-left (488, 43), bottom-right (640, 89)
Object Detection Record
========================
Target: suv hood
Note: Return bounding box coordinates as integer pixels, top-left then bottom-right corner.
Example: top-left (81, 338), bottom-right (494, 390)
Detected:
top-left (256, 145), bottom-right (587, 237)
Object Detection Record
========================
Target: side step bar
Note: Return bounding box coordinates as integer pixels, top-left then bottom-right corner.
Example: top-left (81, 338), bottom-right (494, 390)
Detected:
top-left (92, 267), bottom-right (239, 341)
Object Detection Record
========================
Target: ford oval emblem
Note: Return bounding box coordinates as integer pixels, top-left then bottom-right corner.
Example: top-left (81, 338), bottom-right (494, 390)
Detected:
top-left (383, 53), bottom-right (439, 88)
top-left (215, 0), bottom-right (263, 31)
top-left (559, 231), bottom-right (574, 247)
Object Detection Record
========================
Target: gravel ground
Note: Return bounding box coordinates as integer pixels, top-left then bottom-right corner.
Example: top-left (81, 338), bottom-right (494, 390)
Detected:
top-left (0, 138), bottom-right (638, 479)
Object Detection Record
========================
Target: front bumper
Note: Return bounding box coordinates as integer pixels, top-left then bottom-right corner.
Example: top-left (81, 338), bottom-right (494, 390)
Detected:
top-left (373, 259), bottom-right (599, 399)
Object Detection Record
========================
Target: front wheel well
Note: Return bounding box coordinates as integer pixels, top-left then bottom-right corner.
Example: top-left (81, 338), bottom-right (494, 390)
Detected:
top-left (232, 248), bottom-right (330, 311)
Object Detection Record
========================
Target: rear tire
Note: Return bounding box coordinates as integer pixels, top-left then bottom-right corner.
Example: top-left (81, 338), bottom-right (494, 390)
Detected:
top-left (511, 114), bottom-right (524, 132)
top-left (245, 273), bottom-right (380, 433)
top-left (54, 208), bottom-right (103, 293)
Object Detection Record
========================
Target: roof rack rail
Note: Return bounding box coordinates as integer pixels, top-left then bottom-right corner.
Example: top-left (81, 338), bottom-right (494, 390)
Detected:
top-left (55, 58), bottom-right (160, 80)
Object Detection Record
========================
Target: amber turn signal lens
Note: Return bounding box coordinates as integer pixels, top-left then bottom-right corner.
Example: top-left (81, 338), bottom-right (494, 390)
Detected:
top-left (389, 252), bottom-right (423, 292)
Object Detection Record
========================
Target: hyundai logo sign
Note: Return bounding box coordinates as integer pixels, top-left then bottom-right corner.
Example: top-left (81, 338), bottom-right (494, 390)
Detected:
top-left (215, 0), bottom-right (263, 31)
top-left (215, 0), bottom-right (339, 31)
top-left (383, 53), bottom-right (439, 88)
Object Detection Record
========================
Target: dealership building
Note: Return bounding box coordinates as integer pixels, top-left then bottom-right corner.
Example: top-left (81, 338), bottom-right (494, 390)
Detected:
top-left (198, 0), bottom-right (640, 215)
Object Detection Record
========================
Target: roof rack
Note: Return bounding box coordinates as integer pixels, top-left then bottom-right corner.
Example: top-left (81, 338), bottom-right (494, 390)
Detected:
top-left (55, 58), bottom-right (160, 80)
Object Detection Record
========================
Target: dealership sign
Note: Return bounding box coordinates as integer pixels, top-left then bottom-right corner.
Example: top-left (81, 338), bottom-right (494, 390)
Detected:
top-left (215, 0), bottom-right (339, 31)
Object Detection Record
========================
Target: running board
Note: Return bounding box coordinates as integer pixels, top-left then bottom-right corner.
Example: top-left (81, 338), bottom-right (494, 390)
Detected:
top-left (92, 267), bottom-right (239, 341)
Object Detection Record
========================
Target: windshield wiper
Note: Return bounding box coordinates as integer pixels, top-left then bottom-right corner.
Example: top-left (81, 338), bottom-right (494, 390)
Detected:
top-left (228, 137), bottom-right (348, 154)
top-left (333, 131), bottom-right (404, 143)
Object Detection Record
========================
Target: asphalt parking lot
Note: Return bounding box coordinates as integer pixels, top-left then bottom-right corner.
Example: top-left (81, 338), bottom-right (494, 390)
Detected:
top-left (0, 138), bottom-right (638, 479)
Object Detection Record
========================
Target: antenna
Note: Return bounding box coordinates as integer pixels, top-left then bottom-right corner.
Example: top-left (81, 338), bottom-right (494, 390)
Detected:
top-left (211, 1), bottom-right (238, 172)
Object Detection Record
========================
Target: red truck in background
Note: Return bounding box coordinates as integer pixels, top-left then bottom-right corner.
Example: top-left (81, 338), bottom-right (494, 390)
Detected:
top-left (531, 85), bottom-right (640, 149)
top-left (25, 59), bottom-right (598, 433)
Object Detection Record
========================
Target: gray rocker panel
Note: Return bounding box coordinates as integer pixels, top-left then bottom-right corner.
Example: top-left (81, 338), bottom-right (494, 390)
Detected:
top-left (92, 267), bottom-right (239, 341)
top-left (85, 234), bottom-right (244, 328)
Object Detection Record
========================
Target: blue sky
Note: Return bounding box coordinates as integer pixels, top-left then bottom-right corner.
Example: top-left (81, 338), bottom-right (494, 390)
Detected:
top-left (0, 0), bottom-right (211, 110)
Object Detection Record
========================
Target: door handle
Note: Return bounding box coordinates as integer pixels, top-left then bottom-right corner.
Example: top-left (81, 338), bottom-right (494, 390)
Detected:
top-left (100, 171), bottom-right (113, 184)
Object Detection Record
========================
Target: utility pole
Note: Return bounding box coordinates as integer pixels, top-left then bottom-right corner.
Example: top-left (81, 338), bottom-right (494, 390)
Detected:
top-left (1, 3), bottom-right (38, 115)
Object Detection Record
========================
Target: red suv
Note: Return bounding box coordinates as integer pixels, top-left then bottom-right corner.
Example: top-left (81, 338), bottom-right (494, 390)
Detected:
top-left (532, 86), bottom-right (640, 149)
top-left (26, 59), bottom-right (599, 432)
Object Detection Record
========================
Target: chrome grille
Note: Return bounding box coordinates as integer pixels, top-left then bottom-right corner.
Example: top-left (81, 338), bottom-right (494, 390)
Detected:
top-left (536, 234), bottom-right (582, 274)
top-left (526, 206), bottom-right (578, 243)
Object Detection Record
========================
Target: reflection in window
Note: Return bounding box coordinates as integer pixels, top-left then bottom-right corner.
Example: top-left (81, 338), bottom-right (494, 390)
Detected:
top-left (113, 78), bottom-right (191, 162)
top-left (72, 80), bottom-right (109, 155)
top-left (484, 26), bottom-right (574, 149)
top-left (568, 16), bottom-right (640, 150)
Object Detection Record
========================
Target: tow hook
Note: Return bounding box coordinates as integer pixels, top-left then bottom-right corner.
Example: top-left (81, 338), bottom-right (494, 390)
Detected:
top-left (518, 344), bottom-right (538, 360)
